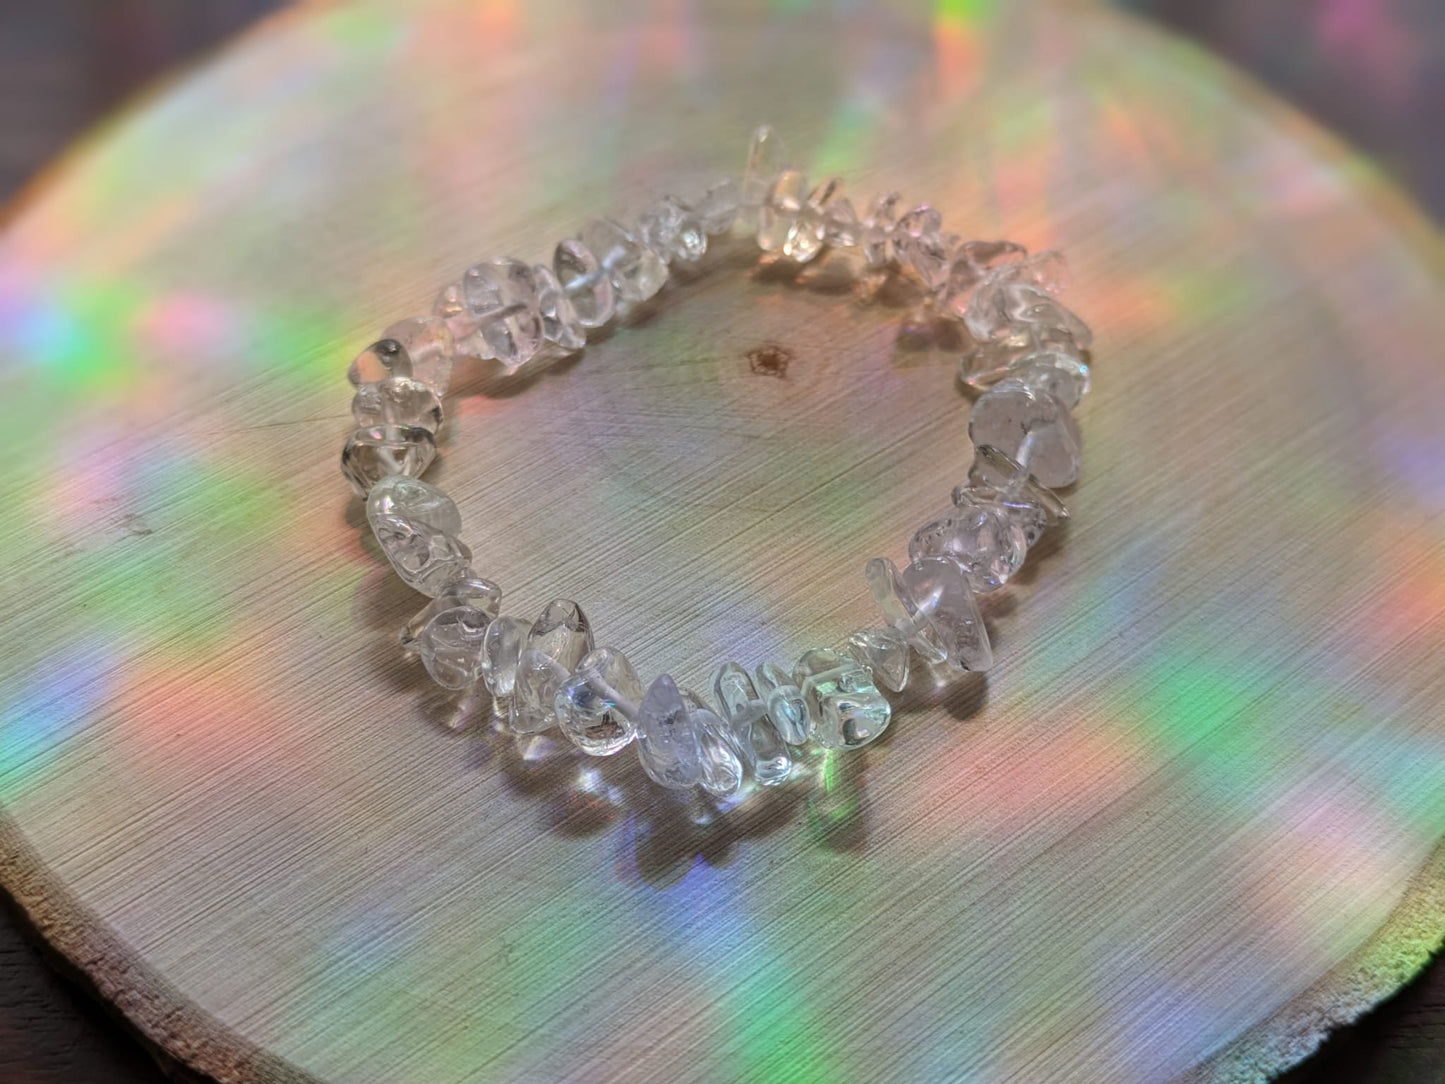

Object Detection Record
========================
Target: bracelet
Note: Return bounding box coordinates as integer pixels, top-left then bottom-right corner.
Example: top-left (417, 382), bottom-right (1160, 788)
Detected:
top-left (339, 126), bottom-right (1092, 804)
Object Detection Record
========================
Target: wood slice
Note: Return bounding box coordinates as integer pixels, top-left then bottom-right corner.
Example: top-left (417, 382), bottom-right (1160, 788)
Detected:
top-left (0, 1), bottom-right (1441, 1081)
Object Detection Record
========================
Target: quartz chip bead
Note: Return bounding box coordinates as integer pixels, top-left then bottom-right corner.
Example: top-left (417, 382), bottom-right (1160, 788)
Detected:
top-left (757, 168), bottom-right (807, 254)
top-left (794, 648), bottom-right (892, 750)
top-left (351, 375), bottom-right (443, 433)
top-left (579, 218), bottom-right (668, 306)
top-left (459, 258), bottom-right (545, 371)
top-left (694, 178), bottom-right (741, 235)
top-left (553, 238), bottom-right (616, 329)
top-left (416, 603), bottom-right (495, 690)
top-left (399, 575), bottom-right (502, 651)
top-left (866, 555), bottom-right (993, 673)
top-left (909, 496), bottom-right (1029, 592)
top-left (968, 376), bottom-right (1082, 488)
top-left (683, 690), bottom-right (746, 799)
top-left (895, 204), bottom-right (956, 292)
top-left (366, 475), bottom-right (462, 536)
top-left (348, 316), bottom-right (456, 395)
top-left (958, 444), bottom-right (1069, 547)
top-left (740, 125), bottom-right (787, 229)
top-left (639, 196), bottom-right (708, 265)
top-left (340, 424), bottom-right (436, 497)
top-left (510, 600), bottom-right (594, 734)
top-left (843, 626), bottom-right (910, 693)
top-left (861, 191), bottom-right (902, 271)
top-left (784, 177), bottom-right (852, 263)
top-left (369, 512), bottom-right (472, 597)
top-left (481, 615), bottom-right (531, 701)
top-left (555, 647), bottom-right (643, 756)
top-left (712, 662), bottom-right (792, 786)
top-left (959, 323), bottom-right (1086, 390)
top-left (751, 661), bottom-right (811, 745)
top-left (636, 674), bottom-right (705, 789)
top-left (531, 263), bottom-right (587, 351)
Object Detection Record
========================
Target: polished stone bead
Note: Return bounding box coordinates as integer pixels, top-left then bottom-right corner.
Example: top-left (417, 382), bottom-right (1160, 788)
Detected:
top-left (794, 648), bottom-right (892, 750)
top-left (861, 191), bottom-right (902, 270)
top-left (1006, 355), bottom-right (1090, 409)
top-left (416, 604), bottom-right (493, 690)
top-left (967, 268), bottom-right (1091, 346)
top-left (636, 674), bottom-right (705, 789)
top-left (752, 661), bottom-right (810, 745)
top-left (366, 475), bottom-right (461, 536)
top-left (639, 196), bottom-right (707, 264)
top-left (712, 662), bottom-right (791, 786)
top-left (959, 323), bottom-right (1085, 388)
top-left (823, 191), bottom-right (861, 248)
top-left (531, 263), bottom-right (586, 351)
top-left (460, 258), bottom-right (545, 370)
top-left (399, 575), bottom-right (502, 651)
top-left (434, 281), bottom-right (473, 339)
top-left (369, 512), bottom-right (472, 596)
top-left (866, 555), bottom-right (993, 672)
top-left (553, 237), bottom-right (616, 328)
top-left (843, 626), bottom-right (910, 692)
top-left (340, 424), bottom-right (436, 497)
top-left (741, 124), bottom-right (787, 223)
top-left (510, 600), bottom-right (595, 733)
top-left (896, 204), bottom-right (955, 291)
top-left (695, 178), bottom-right (741, 235)
top-left (758, 168), bottom-right (807, 253)
top-left (785, 177), bottom-right (850, 263)
top-left (958, 444), bottom-right (1069, 546)
top-left (1009, 289), bottom-right (1093, 349)
top-left (580, 218), bottom-right (668, 305)
top-left (481, 615), bottom-right (531, 699)
top-left (555, 646), bottom-right (643, 756)
top-left (968, 377), bottom-right (1082, 487)
top-left (909, 499), bottom-right (1029, 592)
top-left (352, 375), bottom-right (443, 433)
top-left (349, 316), bottom-right (455, 394)
top-left (684, 690), bottom-right (745, 799)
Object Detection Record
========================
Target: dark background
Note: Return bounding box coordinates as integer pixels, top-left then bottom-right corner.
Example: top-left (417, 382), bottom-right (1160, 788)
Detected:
top-left (0, 2), bottom-right (1440, 1081)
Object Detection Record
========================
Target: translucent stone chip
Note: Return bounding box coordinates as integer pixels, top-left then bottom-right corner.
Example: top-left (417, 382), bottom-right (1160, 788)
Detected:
top-left (340, 424), bottom-right (436, 497)
top-left (958, 444), bottom-right (1069, 546)
top-left (895, 204), bottom-right (955, 291)
top-left (968, 377), bottom-right (1082, 488)
top-left (553, 238), bottom-right (616, 328)
top-left (740, 125), bottom-right (788, 227)
top-left (532, 263), bottom-right (587, 351)
top-left (909, 499), bottom-right (1029, 592)
top-left (793, 647), bottom-right (891, 750)
top-left (366, 475), bottom-right (462, 536)
top-left (639, 196), bottom-right (708, 264)
top-left (784, 177), bottom-right (848, 263)
top-left (861, 191), bottom-right (902, 270)
top-left (843, 626), bottom-right (910, 693)
top-left (636, 674), bottom-right (705, 789)
top-left (758, 168), bottom-right (807, 253)
top-left (959, 323), bottom-right (1086, 389)
top-left (510, 600), bottom-right (595, 734)
top-left (866, 555), bottom-right (993, 673)
top-left (695, 178), bottom-right (741, 235)
top-left (349, 316), bottom-right (455, 394)
top-left (369, 513), bottom-right (472, 596)
top-left (399, 575), bottom-right (502, 651)
top-left (1006, 355), bottom-right (1090, 409)
top-left (580, 218), bottom-right (668, 306)
top-left (460, 258), bottom-right (546, 370)
top-left (481, 615), bottom-right (531, 700)
top-left (417, 604), bottom-right (493, 690)
top-left (712, 662), bottom-right (791, 786)
top-left (752, 661), bottom-right (810, 745)
top-left (556, 646), bottom-right (642, 756)
top-left (351, 375), bottom-right (443, 433)
top-left (684, 690), bottom-right (746, 799)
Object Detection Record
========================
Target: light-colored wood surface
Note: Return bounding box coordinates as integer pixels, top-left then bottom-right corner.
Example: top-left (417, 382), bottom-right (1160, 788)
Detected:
top-left (0, 1), bottom-right (1441, 1081)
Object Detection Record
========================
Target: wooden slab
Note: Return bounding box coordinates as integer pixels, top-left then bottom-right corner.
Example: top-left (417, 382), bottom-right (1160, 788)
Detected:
top-left (0, 1), bottom-right (1441, 1080)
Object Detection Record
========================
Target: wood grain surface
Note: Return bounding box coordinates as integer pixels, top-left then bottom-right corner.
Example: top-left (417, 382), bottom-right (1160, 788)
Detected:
top-left (0, 1), bottom-right (1441, 1082)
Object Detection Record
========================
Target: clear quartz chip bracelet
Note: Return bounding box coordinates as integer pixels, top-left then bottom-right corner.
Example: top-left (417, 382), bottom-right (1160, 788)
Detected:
top-left (340, 126), bottom-right (1093, 804)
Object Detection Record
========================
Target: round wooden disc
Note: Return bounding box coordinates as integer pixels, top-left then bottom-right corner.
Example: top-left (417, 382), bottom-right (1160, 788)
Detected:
top-left (1, 1), bottom-right (1441, 1081)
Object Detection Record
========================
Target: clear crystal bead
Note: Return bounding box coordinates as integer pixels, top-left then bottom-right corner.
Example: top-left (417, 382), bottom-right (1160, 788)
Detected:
top-left (351, 375), bottom-right (443, 433)
top-left (741, 125), bottom-right (787, 225)
top-left (843, 626), bottom-right (910, 692)
top-left (1005, 355), bottom-right (1090, 409)
top-left (909, 499), bottom-right (1029, 592)
top-left (366, 475), bottom-right (461, 536)
top-left (579, 218), bottom-right (668, 306)
top-left (966, 252), bottom-right (1090, 345)
top-left (752, 661), bottom-right (810, 745)
top-left (434, 282), bottom-right (473, 340)
top-left (712, 662), bottom-right (791, 786)
top-left (823, 192), bottom-right (861, 248)
top-left (758, 169), bottom-right (807, 253)
top-left (636, 674), bottom-right (705, 789)
top-left (1009, 289), bottom-right (1093, 349)
top-left (460, 258), bottom-right (545, 370)
top-left (959, 324), bottom-right (1084, 388)
top-left (369, 512), bottom-right (472, 596)
top-left (510, 600), bottom-right (594, 733)
top-left (794, 648), bottom-right (891, 750)
top-left (555, 646), bottom-right (643, 756)
top-left (968, 377), bottom-right (1082, 488)
top-left (695, 178), bottom-right (741, 235)
top-left (866, 555), bottom-right (993, 672)
top-left (531, 263), bottom-right (586, 351)
top-left (340, 424), bottom-right (436, 497)
top-left (958, 444), bottom-right (1069, 546)
top-left (683, 690), bottom-right (745, 799)
top-left (553, 238), bottom-right (616, 328)
top-left (399, 575), bottom-right (502, 650)
top-left (639, 196), bottom-right (707, 264)
top-left (349, 316), bottom-right (455, 395)
top-left (861, 191), bottom-right (902, 270)
top-left (481, 615), bottom-right (531, 700)
top-left (416, 603), bottom-right (493, 690)
top-left (895, 205), bottom-right (956, 291)
top-left (784, 177), bottom-right (847, 263)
